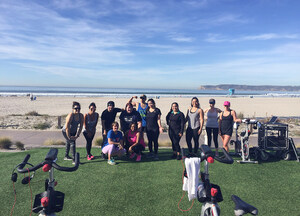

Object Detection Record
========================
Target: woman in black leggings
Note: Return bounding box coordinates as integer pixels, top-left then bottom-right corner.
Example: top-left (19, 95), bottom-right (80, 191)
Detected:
top-left (145, 99), bottom-right (163, 160)
top-left (204, 99), bottom-right (222, 155)
top-left (166, 102), bottom-right (185, 160)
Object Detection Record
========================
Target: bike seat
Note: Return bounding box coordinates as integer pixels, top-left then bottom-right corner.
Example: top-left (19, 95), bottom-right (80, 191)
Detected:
top-left (231, 195), bottom-right (258, 215)
top-left (45, 148), bottom-right (58, 161)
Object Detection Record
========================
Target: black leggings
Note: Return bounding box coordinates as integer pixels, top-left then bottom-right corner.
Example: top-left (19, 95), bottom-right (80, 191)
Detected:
top-left (206, 127), bottom-right (219, 148)
top-left (146, 129), bottom-right (159, 154)
top-left (62, 131), bottom-right (76, 159)
top-left (83, 131), bottom-right (95, 156)
top-left (186, 127), bottom-right (200, 153)
top-left (168, 129), bottom-right (181, 153)
top-left (125, 144), bottom-right (145, 154)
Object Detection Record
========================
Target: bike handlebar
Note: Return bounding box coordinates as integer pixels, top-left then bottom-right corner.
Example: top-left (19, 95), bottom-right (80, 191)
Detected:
top-left (17, 152), bottom-right (80, 173)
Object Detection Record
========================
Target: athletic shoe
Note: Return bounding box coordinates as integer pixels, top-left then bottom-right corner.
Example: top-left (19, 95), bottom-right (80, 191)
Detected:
top-left (154, 154), bottom-right (159, 161)
top-left (136, 155), bottom-right (142, 162)
top-left (147, 152), bottom-right (154, 158)
top-left (177, 155), bottom-right (182, 160)
top-left (87, 156), bottom-right (92, 161)
top-left (107, 159), bottom-right (116, 165)
top-left (130, 153), bottom-right (136, 159)
top-left (64, 155), bottom-right (72, 161)
top-left (90, 155), bottom-right (95, 159)
top-left (72, 161), bottom-right (75, 165)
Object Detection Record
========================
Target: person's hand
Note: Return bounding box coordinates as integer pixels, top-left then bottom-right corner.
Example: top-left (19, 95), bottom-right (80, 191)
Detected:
top-left (129, 146), bottom-right (132, 152)
top-left (159, 127), bottom-right (164, 134)
top-left (70, 136), bottom-right (77, 140)
top-left (198, 129), bottom-right (202, 135)
top-left (103, 130), bottom-right (107, 135)
top-left (178, 133), bottom-right (182, 137)
top-left (119, 145), bottom-right (124, 150)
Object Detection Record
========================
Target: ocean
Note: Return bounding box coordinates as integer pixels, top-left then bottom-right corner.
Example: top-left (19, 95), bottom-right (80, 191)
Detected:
top-left (0, 86), bottom-right (299, 98)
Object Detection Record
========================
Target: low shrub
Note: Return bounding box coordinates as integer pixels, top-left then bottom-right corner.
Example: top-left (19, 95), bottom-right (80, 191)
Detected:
top-left (0, 137), bottom-right (12, 149)
top-left (44, 139), bottom-right (65, 146)
top-left (25, 111), bottom-right (40, 116)
top-left (93, 137), bottom-right (103, 147)
top-left (237, 112), bottom-right (244, 119)
top-left (15, 141), bottom-right (25, 150)
top-left (33, 122), bottom-right (51, 130)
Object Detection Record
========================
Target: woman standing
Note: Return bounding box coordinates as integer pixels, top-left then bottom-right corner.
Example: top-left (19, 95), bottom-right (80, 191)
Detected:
top-left (83, 102), bottom-right (99, 160)
top-left (126, 123), bottom-right (146, 162)
top-left (62, 101), bottom-right (84, 164)
top-left (219, 101), bottom-right (241, 152)
top-left (166, 102), bottom-right (185, 160)
top-left (128, 95), bottom-right (148, 131)
top-left (102, 122), bottom-right (126, 165)
top-left (204, 99), bottom-right (222, 155)
top-left (185, 97), bottom-right (204, 155)
top-left (145, 99), bottom-right (163, 160)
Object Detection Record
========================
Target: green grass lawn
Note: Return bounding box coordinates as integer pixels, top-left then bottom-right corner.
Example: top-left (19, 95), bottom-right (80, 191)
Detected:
top-left (1, 148), bottom-right (300, 216)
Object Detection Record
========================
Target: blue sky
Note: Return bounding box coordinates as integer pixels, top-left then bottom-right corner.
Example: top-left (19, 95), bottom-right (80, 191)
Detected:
top-left (0, 0), bottom-right (299, 89)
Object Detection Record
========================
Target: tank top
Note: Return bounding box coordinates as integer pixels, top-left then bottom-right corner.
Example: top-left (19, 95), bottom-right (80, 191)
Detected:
top-left (63, 113), bottom-right (81, 134)
top-left (220, 111), bottom-right (234, 132)
top-left (127, 130), bottom-right (146, 147)
top-left (138, 103), bottom-right (148, 127)
top-left (85, 113), bottom-right (98, 132)
top-left (206, 109), bottom-right (219, 128)
top-left (187, 108), bottom-right (200, 129)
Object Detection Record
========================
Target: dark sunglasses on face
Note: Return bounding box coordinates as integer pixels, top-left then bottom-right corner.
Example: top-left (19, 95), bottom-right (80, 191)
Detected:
top-left (74, 107), bottom-right (80, 110)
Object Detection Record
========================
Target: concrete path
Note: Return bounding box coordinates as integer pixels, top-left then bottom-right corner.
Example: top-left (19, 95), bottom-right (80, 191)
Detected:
top-left (1, 129), bottom-right (299, 150)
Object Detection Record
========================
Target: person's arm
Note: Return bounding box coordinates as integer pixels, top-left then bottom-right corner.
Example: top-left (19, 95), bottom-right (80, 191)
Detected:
top-left (136, 111), bottom-right (142, 131)
top-left (218, 112), bottom-right (222, 134)
top-left (65, 113), bottom-right (72, 139)
top-left (232, 110), bottom-right (242, 123)
top-left (216, 108), bottom-right (222, 113)
top-left (185, 109), bottom-right (189, 123)
top-left (198, 109), bottom-right (204, 135)
top-left (179, 112), bottom-right (185, 137)
top-left (157, 114), bottom-right (164, 133)
top-left (128, 96), bottom-right (138, 107)
top-left (76, 113), bottom-right (84, 138)
top-left (166, 112), bottom-right (170, 125)
top-left (130, 132), bottom-right (140, 149)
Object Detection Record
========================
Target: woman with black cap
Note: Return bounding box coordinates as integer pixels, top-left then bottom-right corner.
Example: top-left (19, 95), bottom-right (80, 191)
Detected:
top-left (101, 101), bottom-right (122, 146)
top-left (204, 99), bottom-right (222, 155)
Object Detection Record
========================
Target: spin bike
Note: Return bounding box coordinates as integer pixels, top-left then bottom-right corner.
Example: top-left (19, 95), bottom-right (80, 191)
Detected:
top-left (16, 148), bottom-right (80, 216)
top-left (230, 119), bottom-right (260, 164)
top-left (184, 145), bottom-right (258, 216)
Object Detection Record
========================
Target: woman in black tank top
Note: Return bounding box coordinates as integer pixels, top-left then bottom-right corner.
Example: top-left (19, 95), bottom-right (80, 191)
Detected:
top-left (219, 101), bottom-right (241, 152)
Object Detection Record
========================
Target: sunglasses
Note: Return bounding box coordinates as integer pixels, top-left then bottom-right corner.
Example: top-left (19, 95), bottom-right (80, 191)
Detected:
top-left (74, 107), bottom-right (81, 110)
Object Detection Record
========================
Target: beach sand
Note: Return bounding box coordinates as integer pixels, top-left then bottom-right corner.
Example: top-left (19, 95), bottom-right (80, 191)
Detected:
top-left (0, 95), bottom-right (299, 132)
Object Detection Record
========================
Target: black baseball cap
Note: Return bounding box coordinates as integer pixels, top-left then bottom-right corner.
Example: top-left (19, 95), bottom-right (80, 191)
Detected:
top-left (209, 99), bottom-right (215, 104)
top-left (107, 101), bottom-right (115, 107)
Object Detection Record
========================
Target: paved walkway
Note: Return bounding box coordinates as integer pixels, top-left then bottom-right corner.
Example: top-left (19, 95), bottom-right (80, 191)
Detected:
top-left (1, 129), bottom-right (299, 149)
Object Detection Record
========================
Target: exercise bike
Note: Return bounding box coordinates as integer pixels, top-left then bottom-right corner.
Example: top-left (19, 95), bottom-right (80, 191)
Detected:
top-left (230, 119), bottom-right (260, 164)
top-left (15, 148), bottom-right (80, 216)
top-left (182, 145), bottom-right (258, 216)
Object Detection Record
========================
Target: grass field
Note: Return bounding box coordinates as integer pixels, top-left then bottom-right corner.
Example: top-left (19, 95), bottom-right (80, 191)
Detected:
top-left (1, 147), bottom-right (300, 216)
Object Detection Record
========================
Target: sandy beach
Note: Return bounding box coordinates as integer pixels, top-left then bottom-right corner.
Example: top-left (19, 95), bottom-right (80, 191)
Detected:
top-left (0, 96), bottom-right (299, 131)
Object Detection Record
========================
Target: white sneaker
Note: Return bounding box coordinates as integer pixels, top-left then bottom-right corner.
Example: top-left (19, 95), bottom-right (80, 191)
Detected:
top-left (107, 159), bottom-right (116, 165)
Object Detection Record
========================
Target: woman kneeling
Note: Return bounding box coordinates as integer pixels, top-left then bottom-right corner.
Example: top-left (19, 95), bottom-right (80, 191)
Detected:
top-left (126, 123), bottom-right (145, 162)
top-left (102, 122), bottom-right (126, 165)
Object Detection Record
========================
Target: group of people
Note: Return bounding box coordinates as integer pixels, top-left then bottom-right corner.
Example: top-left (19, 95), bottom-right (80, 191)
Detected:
top-left (61, 96), bottom-right (241, 165)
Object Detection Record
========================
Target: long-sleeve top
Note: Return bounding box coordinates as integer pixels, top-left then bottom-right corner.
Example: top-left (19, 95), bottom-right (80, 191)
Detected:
top-left (166, 111), bottom-right (185, 134)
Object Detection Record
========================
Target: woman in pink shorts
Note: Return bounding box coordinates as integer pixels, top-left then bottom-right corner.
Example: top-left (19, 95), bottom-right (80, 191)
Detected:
top-left (102, 122), bottom-right (126, 165)
top-left (126, 122), bottom-right (146, 162)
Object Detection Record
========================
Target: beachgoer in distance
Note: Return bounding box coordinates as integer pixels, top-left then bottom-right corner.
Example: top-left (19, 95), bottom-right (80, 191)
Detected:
top-left (219, 101), bottom-right (241, 152)
top-left (145, 98), bottom-right (163, 160)
top-left (102, 122), bottom-right (126, 165)
top-left (119, 103), bottom-right (142, 134)
top-left (62, 101), bottom-right (84, 164)
top-left (185, 97), bottom-right (204, 155)
top-left (83, 102), bottom-right (99, 160)
top-left (166, 102), bottom-right (185, 160)
top-left (128, 95), bottom-right (148, 131)
top-left (205, 99), bottom-right (222, 155)
top-left (101, 101), bottom-right (122, 146)
top-left (126, 122), bottom-right (146, 162)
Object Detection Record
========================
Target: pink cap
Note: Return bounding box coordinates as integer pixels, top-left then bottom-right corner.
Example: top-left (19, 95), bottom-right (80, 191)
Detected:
top-left (224, 101), bottom-right (230, 106)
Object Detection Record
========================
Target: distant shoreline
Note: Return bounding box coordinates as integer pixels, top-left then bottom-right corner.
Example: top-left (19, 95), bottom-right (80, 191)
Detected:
top-left (199, 84), bottom-right (300, 92)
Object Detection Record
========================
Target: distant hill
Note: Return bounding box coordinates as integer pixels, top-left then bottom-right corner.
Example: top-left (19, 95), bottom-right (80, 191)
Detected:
top-left (199, 85), bottom-right (300, 92)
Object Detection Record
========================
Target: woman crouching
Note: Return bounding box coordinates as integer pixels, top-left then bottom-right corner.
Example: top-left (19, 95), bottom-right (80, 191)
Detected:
top-left (126, 122), bottom-right (146, 162)
top-left (101, 122), bottom-right (126, 165)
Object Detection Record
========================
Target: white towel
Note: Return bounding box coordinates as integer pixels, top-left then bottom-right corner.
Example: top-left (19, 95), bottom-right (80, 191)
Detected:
top-left (182, 157), bottom-right (201, 201)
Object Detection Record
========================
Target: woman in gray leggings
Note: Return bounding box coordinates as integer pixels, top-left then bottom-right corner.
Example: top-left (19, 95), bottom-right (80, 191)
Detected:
top-left (62, 101), bottom-right (84, 163)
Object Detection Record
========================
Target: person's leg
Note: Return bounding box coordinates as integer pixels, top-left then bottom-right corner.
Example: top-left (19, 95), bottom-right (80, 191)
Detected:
top-left (83, 131), bottom-right (92, 157)
top-left (212, 128), bottom-right (219, 152)
top-left (175, 134), bottom-right (182, 159)
top-left (206, 127), bottom-right (213, 147)
top-left (153, 130), bottom-right (159, 155)
top-left (146, 130), bottom-right (153, 153)
top-left (102, 130), bottom-right (107, 148)
top-left (102, 144), bottom-right (114, 161)
top-left (185, 127), bottom-right (193, 154)
top-left (62, 130), bottom-right (71, 157)
top-left (222, 135), bottom-right (231, 152)
top-left (169, 130), bottom-right (177, 157)
top-left (192, 127), bottom-right (200, 154)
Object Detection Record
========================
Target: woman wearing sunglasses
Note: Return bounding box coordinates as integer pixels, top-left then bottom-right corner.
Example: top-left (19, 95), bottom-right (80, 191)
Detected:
top-left (83, 102), bottom-right (99, 160)
top-left (62, 101), bottom-right (84, 164)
